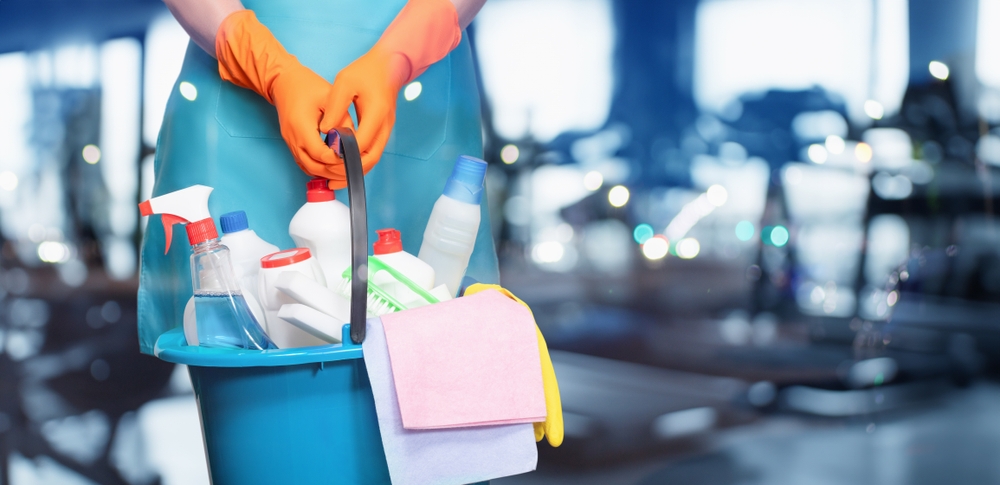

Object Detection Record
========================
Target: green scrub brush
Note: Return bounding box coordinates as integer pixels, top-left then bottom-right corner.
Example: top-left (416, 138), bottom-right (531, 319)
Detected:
top-left (335, 256), bottom-right (440, 316)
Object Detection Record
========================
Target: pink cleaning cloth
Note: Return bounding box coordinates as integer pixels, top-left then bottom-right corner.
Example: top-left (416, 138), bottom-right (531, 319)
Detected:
top-left (381, 289), bottom-right (546, 430)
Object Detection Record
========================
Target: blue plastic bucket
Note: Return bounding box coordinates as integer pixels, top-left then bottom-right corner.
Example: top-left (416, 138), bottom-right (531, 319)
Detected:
top-left (155, 324), bottom-right (391, 484)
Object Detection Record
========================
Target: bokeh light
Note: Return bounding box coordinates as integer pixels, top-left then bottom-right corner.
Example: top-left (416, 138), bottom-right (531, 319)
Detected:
top-left (706, 184), bottom-right (728, 206)
top-left (770, 225), bottom-right (789, 247)
top-left (855, 142), bottom-right (873, 162)
top-left (583, 171), bottom-right (604, 191)
top-left (38, 241), bottom-right (71, 264)
top-left (633, 223), bottom-right (654, 244)
top-left (608, 185), bottom-right (630, 207)
top-left (825, 135), bottom-right (845, 154)
top-left (807, 144), bottom-right (827, 164)
top-left (500, 144), bottom-right (520, 164)
top-left (179, 81), bottom-right (198, 101)
top-left (864, 99), bottom-right (884, 120)
top-left (531, 241), bottom-right (565, 263)
top-left (403, 81), bottom-right (423, 101)
top-left (676, 238), bottom-right (701, 259)
top-left (82, 144), bottom-right (101, 164)
top-left (642, 235), bottom-right (669, 260)
top-left (929, 60), bottom-right (949, 81)
top-left (735, 221), bottom-right (755, 241)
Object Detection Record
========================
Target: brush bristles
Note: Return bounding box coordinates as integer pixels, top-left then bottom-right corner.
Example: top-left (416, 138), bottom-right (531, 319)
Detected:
top-left (335, 277), bottom-right (401, 316)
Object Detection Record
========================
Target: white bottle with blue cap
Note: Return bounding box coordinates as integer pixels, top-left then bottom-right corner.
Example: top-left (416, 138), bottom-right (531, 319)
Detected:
top-left (219, 210), bottom-right (278, 326)
top-left (418, 155), bottom-right (488, 297)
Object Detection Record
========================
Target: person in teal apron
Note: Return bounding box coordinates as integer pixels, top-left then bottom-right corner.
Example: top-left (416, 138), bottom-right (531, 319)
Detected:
top-left (138, 0), bottom-right (497, 354)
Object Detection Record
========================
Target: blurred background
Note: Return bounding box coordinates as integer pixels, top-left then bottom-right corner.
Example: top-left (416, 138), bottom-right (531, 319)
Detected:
top-left (3, 0), bottom-right (1000, 483)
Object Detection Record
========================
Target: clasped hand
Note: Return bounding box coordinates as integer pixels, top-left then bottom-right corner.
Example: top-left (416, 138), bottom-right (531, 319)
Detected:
top-left (274, 47), bottom-right (409, 190)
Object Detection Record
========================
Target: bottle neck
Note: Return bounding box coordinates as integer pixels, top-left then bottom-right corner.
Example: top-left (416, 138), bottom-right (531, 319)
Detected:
top-left (191, 238), bottom-right (222, 254)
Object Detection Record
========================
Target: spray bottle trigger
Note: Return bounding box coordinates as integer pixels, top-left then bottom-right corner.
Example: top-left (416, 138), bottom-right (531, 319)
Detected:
top-left (161, 214), bottom-right (189, 254)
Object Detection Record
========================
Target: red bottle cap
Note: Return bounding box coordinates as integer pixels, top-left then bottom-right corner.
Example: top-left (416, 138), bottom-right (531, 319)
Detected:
top-left (185, 218), bottom-right (218, 245)
top-left (260, 248), bottom-right (313, 268)
top-left (306, 178), bottom-right (335, 203)
top-left (373, 228), bottom-right (403, 255)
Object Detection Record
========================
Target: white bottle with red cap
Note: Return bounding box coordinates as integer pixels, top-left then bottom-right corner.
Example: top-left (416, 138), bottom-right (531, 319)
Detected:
top-left (372, 228), bottom-right (437, 309)
top-left (288, 178), bottom-right (352, 289)
top-left (258, 247), bottom-right (330, 348)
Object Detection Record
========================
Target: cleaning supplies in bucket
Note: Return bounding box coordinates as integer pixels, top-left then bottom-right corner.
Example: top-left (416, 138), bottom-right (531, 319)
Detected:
top-left (418, 155), bottom-right (487, 297)
top-left (289, 178), bottom-right (352, 289)
top-left (140, 186), bottom-right (276, 350)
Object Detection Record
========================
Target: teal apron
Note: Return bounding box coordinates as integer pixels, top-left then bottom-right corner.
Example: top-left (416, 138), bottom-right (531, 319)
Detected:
top-left (137, 0), bottom-right (499, 354)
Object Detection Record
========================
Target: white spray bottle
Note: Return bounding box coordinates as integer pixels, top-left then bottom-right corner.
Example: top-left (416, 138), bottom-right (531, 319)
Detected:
top-left (140, 185), bottom-right (276, 350)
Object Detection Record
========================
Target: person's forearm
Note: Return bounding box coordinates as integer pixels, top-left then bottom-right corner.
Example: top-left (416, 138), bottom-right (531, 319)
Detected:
top-left (163, 0), bottom-right (244, 56)
top-left (166, 0), bottom-right (480, 56)
top-left (450, 0), bottom-right (486, 29)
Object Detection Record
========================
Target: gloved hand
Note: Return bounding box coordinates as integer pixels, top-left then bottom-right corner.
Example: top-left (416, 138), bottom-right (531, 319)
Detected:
top-left (215, 10), bottom-right (351, 180)
top-left (318, 0), bottom-right (462, 189)
top-left (464, 283), bottom-right (564, 448)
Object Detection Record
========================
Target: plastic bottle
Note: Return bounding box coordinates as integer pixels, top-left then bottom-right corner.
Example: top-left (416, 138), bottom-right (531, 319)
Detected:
top-left (219, 210), bottom-right (277, 324)
top-left (418, 156), bottom-right (487, 297)
top-left (258, 248), bottom-right (329, 348)
top-left (139, 186), bottom-right (275, 350)
top-left (289, 178), bottom-right (352, 289)
top-left (372, 228), bottom-right (435, 308)
top-left (190, 231), bottom-right (276, 350)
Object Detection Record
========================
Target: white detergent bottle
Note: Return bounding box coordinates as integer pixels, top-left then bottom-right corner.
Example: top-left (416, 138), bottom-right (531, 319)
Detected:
top-left (418, 156), bottom-right (487, 297)
top-left (219, 210), bottom-right (277, 325)
top-left (289, 178), bottom-right (352, 289)
top-left (258, 248), bottom-right (329, 348)
top-left (372, 228), bottom-right (435, 308)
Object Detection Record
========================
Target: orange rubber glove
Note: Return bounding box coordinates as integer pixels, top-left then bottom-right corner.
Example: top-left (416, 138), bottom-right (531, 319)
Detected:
top-left (216, 10), bottom-right (350, 180)
top-left (318, 0), bottom-right (462, 189)
top-left (464, 283), bottom-right (564, 448)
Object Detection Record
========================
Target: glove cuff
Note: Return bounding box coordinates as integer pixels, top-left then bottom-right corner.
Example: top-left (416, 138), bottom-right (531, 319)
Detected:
top-left (215, 9), bottom-right (296, 104)
top-left (376, 0), bottom-right (463, 85)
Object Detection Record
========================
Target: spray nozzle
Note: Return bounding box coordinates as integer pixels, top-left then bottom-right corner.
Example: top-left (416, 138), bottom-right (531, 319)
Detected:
top-left (138, 185), bottom-right (215, 253)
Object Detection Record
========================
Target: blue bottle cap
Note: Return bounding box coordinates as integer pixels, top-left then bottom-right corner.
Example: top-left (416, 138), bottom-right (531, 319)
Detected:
top-left (219, 211), bottom-right (249, 234)
top-left (442, 155), bottom-right (487, 205)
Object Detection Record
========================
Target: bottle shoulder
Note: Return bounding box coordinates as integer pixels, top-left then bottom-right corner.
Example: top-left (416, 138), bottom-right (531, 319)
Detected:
top-left (290, 202), bottom-right (352, 236)
top-left (293, 200), bottom-right (351, 217)
top-left (378, 251), bottom-right (433, 272)
top-left (221, 230), bottom-right (279, 258)
top-left (434, 195), bottom-right (481, 212)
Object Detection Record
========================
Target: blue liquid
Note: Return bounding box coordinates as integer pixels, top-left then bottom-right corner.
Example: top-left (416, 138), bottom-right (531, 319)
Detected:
top-left (195, 291), bottom-right (276, 350)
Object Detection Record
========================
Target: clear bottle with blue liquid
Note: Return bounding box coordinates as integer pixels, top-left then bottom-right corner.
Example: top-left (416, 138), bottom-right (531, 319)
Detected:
top-left (187, 219), bottom-right (276, 350)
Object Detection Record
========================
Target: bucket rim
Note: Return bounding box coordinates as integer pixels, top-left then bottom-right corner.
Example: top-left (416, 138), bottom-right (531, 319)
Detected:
top-left (153, 325), bottom-right (363, 367)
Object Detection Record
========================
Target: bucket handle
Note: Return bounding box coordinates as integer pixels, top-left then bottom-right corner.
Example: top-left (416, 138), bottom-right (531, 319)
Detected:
top-left (327, 128), bottom-right (367, 344)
